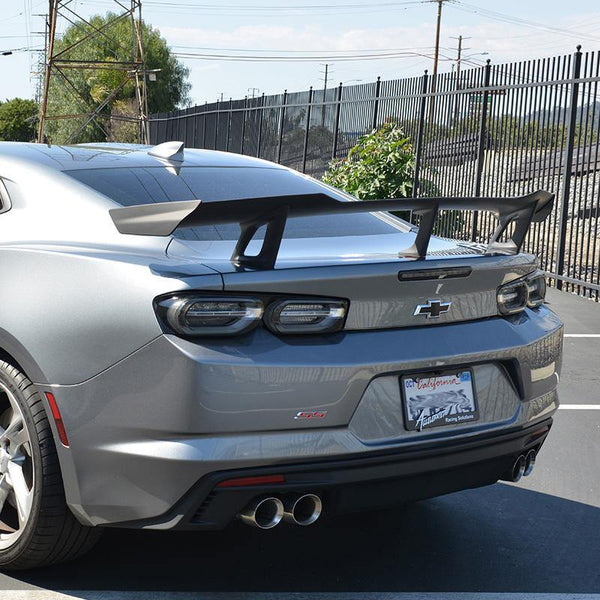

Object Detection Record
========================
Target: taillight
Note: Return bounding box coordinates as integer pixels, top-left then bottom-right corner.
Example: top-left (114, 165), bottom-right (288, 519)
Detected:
top-left (264, 298), bottom-right (348, 334)
top-left (526, 273), bottom-right (547, 308)
top-left (155, 294), bottom-right (348, 337)
top-left (155, 296), bottom-right (263, 336)
top-left (497, 272), bottom-right (547, 316)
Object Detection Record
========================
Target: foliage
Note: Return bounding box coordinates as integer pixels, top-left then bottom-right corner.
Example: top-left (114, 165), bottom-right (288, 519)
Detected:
top-left (322, 122), bottom-right (467, 237)
top-left (0, 98), bottom-right (38, 142)
top-left (45, 13), bottom-right (191, 144)
top-left (323, 123), bottom-right (415, 200)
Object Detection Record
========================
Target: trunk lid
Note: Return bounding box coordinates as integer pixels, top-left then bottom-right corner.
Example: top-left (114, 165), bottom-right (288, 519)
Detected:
top-left (167, 232), bottom-right (537, 329)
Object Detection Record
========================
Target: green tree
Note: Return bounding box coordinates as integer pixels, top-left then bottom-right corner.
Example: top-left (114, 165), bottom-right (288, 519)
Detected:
top-left (45, 13), bottom-right (190, 144)
top-left (0, 98), bottom-right (38, 142)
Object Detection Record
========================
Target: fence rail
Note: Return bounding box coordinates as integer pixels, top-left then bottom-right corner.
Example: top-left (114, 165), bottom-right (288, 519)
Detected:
top-left (150, 47), bottom-right (600, 300)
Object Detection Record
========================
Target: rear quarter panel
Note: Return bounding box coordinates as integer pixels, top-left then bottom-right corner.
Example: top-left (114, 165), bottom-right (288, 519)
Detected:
top-left (0, 162), bottom-right (222, 384)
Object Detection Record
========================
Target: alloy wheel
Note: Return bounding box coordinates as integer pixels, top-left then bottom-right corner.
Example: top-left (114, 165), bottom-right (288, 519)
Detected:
top-left (0, 382), bottom-right (35, 550)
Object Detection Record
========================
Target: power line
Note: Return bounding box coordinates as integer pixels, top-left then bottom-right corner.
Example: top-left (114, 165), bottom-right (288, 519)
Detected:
top-left (171, 44), bottom-right (439, 53)
top-left (0, 35), bottom-right (44, 39)
top-left (172, 50), bottom-right (457, 62)
top-left (451, 1), bottom-right (600, 43)
top-left (113, 0), bottom-right (426, 10)
top-left (84, 0), bottom-right (427, 16)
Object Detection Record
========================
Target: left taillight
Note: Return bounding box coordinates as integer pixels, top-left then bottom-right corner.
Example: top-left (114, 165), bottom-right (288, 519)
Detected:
top-left (155, 296), bottom-right (264, 337)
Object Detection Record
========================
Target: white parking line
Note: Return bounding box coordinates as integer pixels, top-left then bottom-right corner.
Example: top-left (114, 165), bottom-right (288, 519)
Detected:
top-left (564, 334), bottom-right (600, 337)
top-left (1, 594), bottom-right (600, 600)
top-left (558, 404), bottom-right (600, 410)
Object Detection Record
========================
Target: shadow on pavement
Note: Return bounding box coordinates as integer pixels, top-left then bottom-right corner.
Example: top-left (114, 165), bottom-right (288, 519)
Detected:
top-left (11, 482), bottom-right (600, 594)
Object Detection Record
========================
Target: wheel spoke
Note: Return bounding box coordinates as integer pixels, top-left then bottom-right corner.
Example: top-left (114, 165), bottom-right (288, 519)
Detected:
top-left (0, 474), bottom-right (11, 514)
top-left (0, 414), bottom-right (23, 445)
top-left (7, 462), bottom-right (32, 523)
top-left (8, 427), bottom-right (29, 454)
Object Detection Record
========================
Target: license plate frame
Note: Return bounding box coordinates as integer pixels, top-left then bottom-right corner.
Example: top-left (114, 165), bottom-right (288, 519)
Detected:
top-left (400, 369), bottom-right (479, 432)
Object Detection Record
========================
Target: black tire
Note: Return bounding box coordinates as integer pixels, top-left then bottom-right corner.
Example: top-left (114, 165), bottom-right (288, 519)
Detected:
top-left (0, 360), bottom-right (102, 570)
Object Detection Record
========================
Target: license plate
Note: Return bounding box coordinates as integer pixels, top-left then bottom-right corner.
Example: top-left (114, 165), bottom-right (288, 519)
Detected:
top-left (401, 370), bottom-right (479, 431)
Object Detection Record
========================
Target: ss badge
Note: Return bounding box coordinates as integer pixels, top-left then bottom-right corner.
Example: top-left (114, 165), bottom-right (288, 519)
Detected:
top-left (294, 410), bottom-right (327, 420)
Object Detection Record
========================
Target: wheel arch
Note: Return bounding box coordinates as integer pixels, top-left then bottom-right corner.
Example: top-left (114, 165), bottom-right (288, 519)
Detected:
top-left (0, 328), bottom-right (48, 385)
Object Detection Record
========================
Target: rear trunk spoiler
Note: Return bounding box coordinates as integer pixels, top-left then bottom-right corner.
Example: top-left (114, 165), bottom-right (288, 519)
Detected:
top-left (109, 190), bottom-right (554, 269)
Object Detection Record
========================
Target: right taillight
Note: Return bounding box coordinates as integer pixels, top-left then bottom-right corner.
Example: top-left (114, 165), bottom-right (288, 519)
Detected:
top-left (526, 273), bottom-right (547, 308)
top-left (497, 272), bottom-right (547, 316)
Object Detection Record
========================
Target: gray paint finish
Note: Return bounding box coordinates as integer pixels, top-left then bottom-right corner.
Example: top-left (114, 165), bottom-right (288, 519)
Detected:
top-left (0, 141), bottom-right (563, 530)
top-left (46, 307), bottom-right (561, 525)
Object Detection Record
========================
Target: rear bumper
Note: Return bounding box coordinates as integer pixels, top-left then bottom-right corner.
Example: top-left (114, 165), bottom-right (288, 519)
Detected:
top-left (43, 306), bottom-right (562, 527)
top-left (112, 417), bottom-right (553, 530)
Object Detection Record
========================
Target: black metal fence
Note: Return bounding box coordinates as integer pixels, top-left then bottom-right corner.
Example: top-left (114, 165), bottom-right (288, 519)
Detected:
top-left (150, 47), bottom-right (600, 300)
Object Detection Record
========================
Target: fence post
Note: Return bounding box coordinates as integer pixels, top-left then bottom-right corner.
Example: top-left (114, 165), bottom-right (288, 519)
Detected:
top-left (202, 102), bottom-right (207, 148)
top-left (332, 82), bottom-right (343, 160)
top-left (372, 76), bottom-right (381, 130)
top-left (214, 99), bottom-right (220, 150)
top-left (471, 59), bottom-right (492, 241)
top-left (225, 98), bottom-right (232, 152)
top-left (412, 71), bottom-right (429, 197)
top-left (256, 93), bottom-right (265, 158)
top-left (240, 96), bottom-right (248, 154)
top-left (302, 87), bottom-right (313, 174)
top-left (277, 90), bottom-right (287, 164)
top-left (556, 46), bottom-right (583, 290)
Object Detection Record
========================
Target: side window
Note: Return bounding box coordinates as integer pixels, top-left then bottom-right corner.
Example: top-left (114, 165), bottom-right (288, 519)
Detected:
top-left (0, 179), bottom-right (11, 214)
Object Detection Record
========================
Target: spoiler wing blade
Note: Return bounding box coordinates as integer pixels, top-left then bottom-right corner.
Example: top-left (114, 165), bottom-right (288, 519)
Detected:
top-left (109, 190), bottom-right (554, 269)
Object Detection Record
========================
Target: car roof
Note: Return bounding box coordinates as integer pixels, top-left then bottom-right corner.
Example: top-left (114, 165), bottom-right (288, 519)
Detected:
top-left (0, 141), bottom-right (284, 172)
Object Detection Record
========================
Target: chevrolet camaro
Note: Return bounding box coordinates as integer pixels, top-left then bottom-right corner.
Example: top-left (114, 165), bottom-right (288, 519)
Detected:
top-left (0, 141), bottom-right (562, 569)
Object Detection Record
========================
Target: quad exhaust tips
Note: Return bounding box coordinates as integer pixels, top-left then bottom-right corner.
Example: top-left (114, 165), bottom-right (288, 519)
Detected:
top-left (283, 494), bottom-right (322, 526)
top-left (503, 450), bottom-right (537, 482)
top-left (238, 496), bottom-right (284, 529)
top-left (238, 493), bottom-right (322, 528)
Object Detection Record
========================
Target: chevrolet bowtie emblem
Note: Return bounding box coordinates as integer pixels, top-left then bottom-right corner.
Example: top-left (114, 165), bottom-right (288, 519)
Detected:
top-left (413, 299), bottom-right (452, 319)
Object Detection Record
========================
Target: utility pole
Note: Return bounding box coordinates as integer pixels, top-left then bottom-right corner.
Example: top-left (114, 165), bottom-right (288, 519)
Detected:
top-left (322, 63), bottom-right (330, 92)
top-left (37, 0), bottom-right (149, 144)
top-left (432, 0), bottom-right (444, 84)
top-left (429, 0), bottom-right (448, 121)
top-left (320, 63), bottom-right (331, 126)
top-left (450, 35), bottom-right (470, 123)
top-left (248, 87), bottom-right (260, 99)
top-left (455, 35), bottom-right (463, 81)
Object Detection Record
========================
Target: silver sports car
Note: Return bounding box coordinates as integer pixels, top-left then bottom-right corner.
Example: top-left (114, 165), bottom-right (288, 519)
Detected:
top-left (0, 141), bottom-right (562, 569)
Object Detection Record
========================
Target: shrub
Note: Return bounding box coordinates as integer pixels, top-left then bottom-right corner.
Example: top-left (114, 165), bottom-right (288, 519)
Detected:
top-left (323, 122), bottom-right (466, 238)
top-left (323, 123), bottom-right (415, 200)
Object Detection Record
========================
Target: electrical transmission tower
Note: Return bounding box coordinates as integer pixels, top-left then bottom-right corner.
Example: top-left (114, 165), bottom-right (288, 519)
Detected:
top-left (37, 0), bottom-right (149, 144)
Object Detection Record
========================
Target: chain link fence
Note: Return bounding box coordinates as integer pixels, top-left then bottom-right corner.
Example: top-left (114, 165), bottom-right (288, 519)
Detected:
top-left (150, 47), bottom-right (600, 301)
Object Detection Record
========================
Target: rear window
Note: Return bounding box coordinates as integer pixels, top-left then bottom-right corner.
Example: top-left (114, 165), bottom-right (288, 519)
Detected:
top-left (65, 166), bottom-right (407, 241)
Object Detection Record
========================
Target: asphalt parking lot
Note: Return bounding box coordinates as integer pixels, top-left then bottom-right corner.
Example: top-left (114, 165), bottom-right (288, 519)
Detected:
top-left (0, 288), bottom-right (598, 600)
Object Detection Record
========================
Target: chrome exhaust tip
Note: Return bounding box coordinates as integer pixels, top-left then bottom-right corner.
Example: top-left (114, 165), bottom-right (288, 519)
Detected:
top-left (502, 455), bottom-right (526, 482)
top-left (510, 455), bottom-right (526, 482)
top-left (523, 449), bottom-right (536, 477)
top-left (283, 493), bottom-right (322, 526)
top-left (238, 496), bottom-right (284, 529)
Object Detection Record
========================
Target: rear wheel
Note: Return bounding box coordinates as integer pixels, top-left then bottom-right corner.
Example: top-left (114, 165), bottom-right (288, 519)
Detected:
top-left (0, 361), bottom-right (101, 570)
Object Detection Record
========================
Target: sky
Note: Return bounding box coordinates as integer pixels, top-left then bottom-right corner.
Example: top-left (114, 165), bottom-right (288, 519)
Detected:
top-left (1, 0), bottom-right (600, 107)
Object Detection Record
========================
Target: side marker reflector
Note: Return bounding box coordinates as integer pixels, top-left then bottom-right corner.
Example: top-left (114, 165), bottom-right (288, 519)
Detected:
top-left (45, 392), bottom-right (69, 447)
